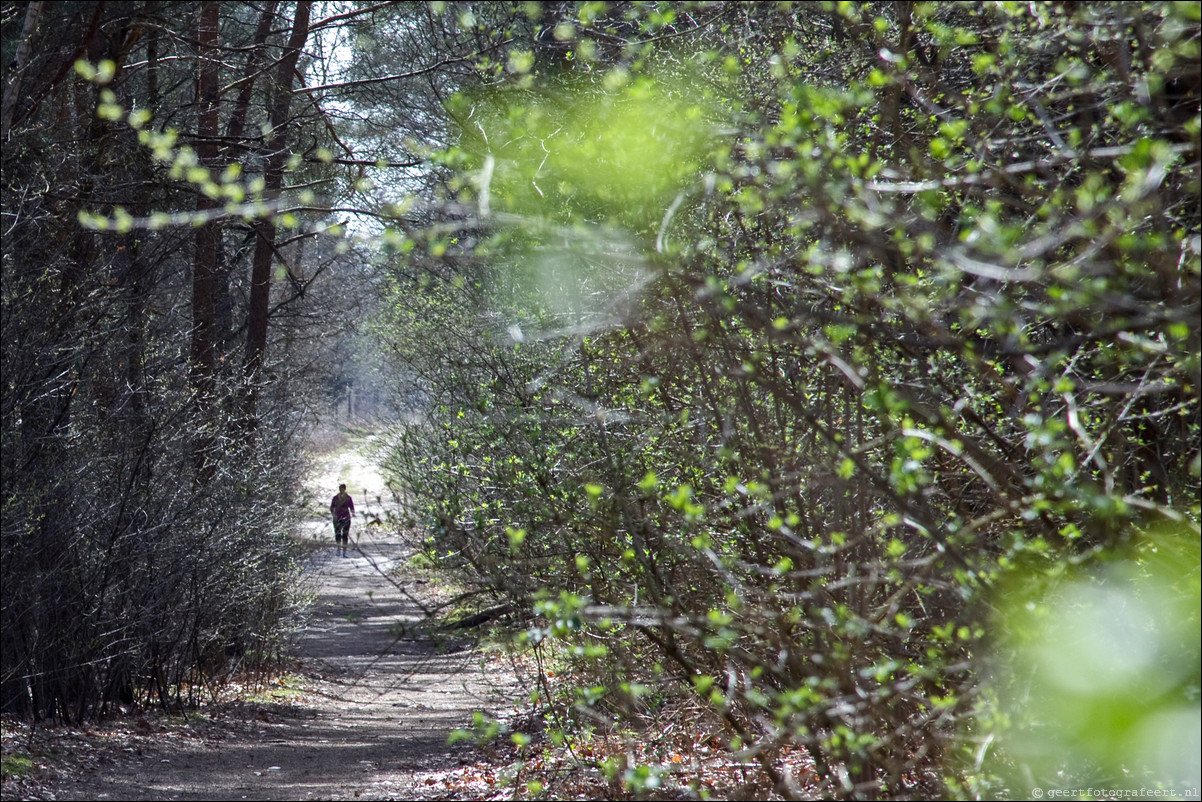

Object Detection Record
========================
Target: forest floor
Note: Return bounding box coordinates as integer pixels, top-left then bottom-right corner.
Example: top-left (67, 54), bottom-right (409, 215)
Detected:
top-left (0, 430), bottom-right (532, 801)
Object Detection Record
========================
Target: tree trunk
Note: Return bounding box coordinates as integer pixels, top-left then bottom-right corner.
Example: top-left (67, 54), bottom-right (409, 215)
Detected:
top-left (244, 0), bottom-right (313, 409)
top-left (191, 0), bottom-right (221, 476)
top-left (225, 1), bottom-right (280, 143)
top-left (0, 1), bottom-right (44, 140)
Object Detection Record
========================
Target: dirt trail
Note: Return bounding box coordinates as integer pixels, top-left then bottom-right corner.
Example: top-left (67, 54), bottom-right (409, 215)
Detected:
top-left (23, 435), bottom-right (523, 801)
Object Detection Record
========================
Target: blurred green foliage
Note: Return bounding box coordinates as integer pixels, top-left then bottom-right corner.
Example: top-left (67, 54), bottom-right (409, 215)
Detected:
top-left (991, 525), bottom-right (1201, 795)
top-left (447, 72), bottom-right (714, 232)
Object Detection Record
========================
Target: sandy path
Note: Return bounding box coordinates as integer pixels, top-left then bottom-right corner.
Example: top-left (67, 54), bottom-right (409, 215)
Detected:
top-left (25, 435), bottom-right (523, 801)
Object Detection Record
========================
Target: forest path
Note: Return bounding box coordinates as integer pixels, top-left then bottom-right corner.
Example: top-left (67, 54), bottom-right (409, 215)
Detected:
top-left (22, 432), bottom-right (523, 801)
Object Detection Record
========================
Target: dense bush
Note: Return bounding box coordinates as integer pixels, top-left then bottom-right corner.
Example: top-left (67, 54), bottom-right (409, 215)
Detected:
top-left (1, 1), bottom-right (349, 721)
top-left (1, 232), bottom-right (312, 718)
top-left (377, 2), bottom-right (1200, 798)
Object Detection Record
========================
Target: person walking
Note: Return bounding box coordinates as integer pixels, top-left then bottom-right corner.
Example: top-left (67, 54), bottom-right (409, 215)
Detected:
top-left (330, 483), bottom-right (354, 557)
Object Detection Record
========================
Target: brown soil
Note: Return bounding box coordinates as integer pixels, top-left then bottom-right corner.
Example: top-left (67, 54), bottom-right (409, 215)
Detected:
top-left (4, 435), bottom-right (526, 801)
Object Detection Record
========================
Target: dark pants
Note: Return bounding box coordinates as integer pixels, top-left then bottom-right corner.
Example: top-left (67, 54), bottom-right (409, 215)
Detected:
top-left (334, 518), bottom-right (350, 545)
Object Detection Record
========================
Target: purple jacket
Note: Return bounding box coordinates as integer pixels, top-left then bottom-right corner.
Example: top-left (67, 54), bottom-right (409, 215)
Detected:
top-left (330, 492), bottom-right (354, 521)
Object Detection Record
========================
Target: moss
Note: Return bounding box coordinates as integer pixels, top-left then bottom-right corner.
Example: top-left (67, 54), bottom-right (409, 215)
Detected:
top-left (1, 753), bottom-right (34, 781)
